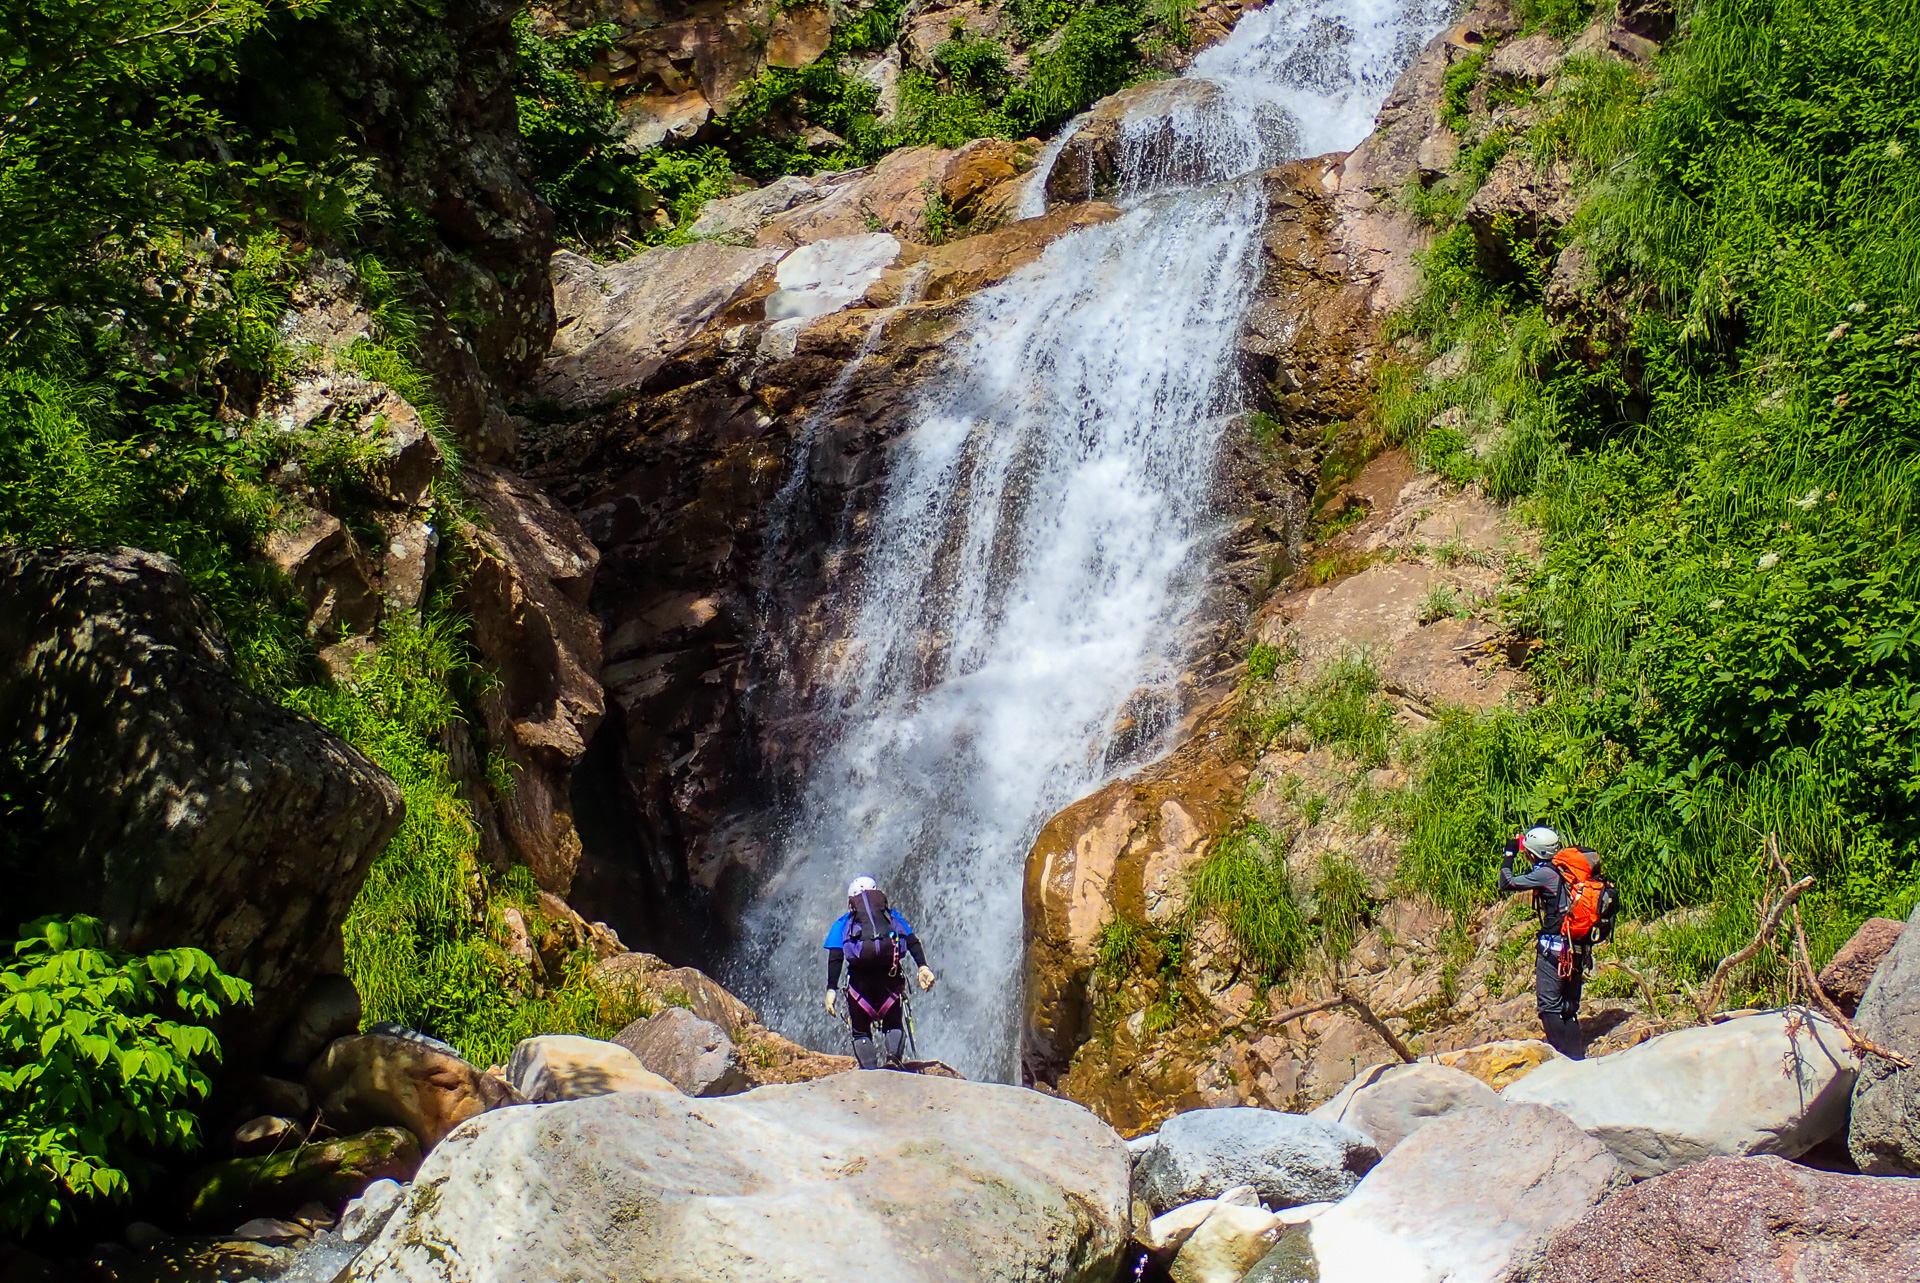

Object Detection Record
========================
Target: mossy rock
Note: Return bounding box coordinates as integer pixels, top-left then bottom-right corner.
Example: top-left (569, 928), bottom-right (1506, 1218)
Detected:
top-left (183, 1125), bottom-right (420, 1227)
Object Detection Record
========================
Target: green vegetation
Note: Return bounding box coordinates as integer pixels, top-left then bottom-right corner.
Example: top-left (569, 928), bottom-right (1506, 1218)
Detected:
top-left (0, 917), bottom-right (250, 1234)
top-left (1244, 652), bottom-right (1397, 768)
top-left (513, 17), bottom-right (738, 242)
top-left (1188, 825), bottom-right (1379, 984)
top-left (1, 1), bottom-right (662, 1231)
top-left (1379, 0), bottom-right (1920, 993)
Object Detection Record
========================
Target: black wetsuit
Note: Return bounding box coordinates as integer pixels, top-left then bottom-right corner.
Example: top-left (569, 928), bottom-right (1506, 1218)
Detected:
top-left (1499, 845), bottom-right (1591, 1058)
top-left (827, 928), bottom-right (927, 1063)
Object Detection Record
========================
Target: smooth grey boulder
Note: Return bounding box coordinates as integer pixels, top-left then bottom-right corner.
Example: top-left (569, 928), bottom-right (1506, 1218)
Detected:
top-left (344, 1073), bottom-right (1131, 1283)
top-left (1133, 1108), bottom-right (1380, 1214)
top-left (614, 1006), bottom-right (749, 1097)
top-left (1311, 1062), bottom-right (1501, 1154)
top-left (1850, 899), bottom-right (1920, 1174)
top-left (1505, 1010), bottom-right (1855, 1178)
top-left (1303, 1103), bottom-right (1628, 1283)
top-left (0, 546), bottom-right (402, 1063)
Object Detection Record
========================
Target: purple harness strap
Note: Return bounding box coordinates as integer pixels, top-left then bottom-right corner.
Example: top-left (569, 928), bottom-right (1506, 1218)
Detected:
top-left (849, 988), bottom-right (898, 1020)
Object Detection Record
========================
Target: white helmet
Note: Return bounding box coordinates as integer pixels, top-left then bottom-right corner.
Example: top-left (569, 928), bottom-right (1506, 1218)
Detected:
top-left (847, 876), bottom-right (878, 899)
top-left (1522, 827), bottom-right (1563, 858)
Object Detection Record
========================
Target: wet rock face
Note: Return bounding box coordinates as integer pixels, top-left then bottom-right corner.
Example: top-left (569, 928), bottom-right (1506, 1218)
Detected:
top-left (0, 547), bottom-right (403, 1061)
top-left (518, 202), bottom-right (1130, 939)
top-left (458, 464), bottom-right (605, 893)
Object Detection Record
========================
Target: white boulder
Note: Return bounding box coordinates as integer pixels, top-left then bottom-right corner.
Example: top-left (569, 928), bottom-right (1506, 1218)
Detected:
top-left (1170, 1201), bottom-right (1284, 1283)
top-left (1504, 1009), bottom-right (1856, 1177)
top-left (505, 1034), bottom-right (678, 1103)
top-left (1311, 1061), bottom-right (1501, 1153)
top-left (1304, 1102), bottom-right (1628, 1283)
top-left (344, 1073), bottom-right (1130, 1283)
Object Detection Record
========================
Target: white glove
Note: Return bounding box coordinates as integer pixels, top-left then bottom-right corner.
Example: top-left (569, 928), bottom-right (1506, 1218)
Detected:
top-left (917, 966), bottom-right (936, 991)
top-left (823, 989), bottom-right (837, 1015)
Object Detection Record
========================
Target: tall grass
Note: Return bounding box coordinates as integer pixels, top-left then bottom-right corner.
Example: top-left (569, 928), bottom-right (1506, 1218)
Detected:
top-left (1383, 0), bottom-right (1920, 990)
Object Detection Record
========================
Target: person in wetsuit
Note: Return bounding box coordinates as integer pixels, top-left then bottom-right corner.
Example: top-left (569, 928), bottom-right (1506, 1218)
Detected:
top-left (823, 876), bottom-right (935, 1068)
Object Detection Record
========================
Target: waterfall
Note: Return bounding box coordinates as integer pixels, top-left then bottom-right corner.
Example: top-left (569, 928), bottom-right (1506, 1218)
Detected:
top-left (729, 0), bottom-right (1452, 1081)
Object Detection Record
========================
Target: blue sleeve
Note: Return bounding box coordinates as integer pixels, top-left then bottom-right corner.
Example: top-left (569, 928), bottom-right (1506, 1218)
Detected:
top-left (824, 914), bottom-right (848, 949)
top-left (889, 909), bottom-right (914, 936)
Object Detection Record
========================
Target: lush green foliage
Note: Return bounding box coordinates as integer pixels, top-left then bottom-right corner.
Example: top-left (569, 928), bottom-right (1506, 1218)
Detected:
top-left (1384, 0), bottom-right (1920, 989)
top-left (0, 917), bottom-right (250, 1234)
top-left (513, 17), bottom-right (738, 242)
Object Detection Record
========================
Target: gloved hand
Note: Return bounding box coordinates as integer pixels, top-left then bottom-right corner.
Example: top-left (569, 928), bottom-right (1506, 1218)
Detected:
top-left (823, 989), bottom-right (837, 1016)
top-left (917, 965), bottom-right (936, 991)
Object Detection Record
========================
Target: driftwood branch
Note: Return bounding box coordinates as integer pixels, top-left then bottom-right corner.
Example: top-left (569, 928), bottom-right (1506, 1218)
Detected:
top-left (1785, 889), bottom-right (1912, 1069)
top-left (1599, 958), bottom-right (1666, 1025)
top-left (1696, 873), bottom-right (1815, 1020)
top-left (1265, 991), bottom-right (1417, 1064)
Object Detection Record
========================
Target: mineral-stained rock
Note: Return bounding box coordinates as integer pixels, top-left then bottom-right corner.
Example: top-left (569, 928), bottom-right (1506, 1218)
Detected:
top-left (184, 1127), bottom-right (420, 1227)
top-left (506, 1034), bottom-right (678, 1101)
top-left (1170, 1200), bottom-right (1285, 1283)
top-left (262, 502), bottom-right (382, 639)
top-left (1432, 1039), bottom-right (1561, 1090)
top-left (1310, 1061), bottom-right (1501, 1154)
top-left (0, 546), bottom-right (403, 1062)
top-left (1819, 916), bottom-right (1905, 1016)
top-left (1850, 900), bottom-right (1920, 1174)
top-left (343, 1074), bottom-right (1130, 1283)
top-left (613, 1005), bottom-right (749, 1097)
top-left (1304, 1103), bottom-right (1629, 1283)
top-left (1537, 1155), bottom-right (1920, 1283)
top-left (1505, 1010), bottom-right (1856, 1178)
top-left (1133, 1107), bottom-right (1380, 1214)
top-left (308, 1032), bottom-right (520, 1151)
top-left (458, 463), bottom-right (604, 891)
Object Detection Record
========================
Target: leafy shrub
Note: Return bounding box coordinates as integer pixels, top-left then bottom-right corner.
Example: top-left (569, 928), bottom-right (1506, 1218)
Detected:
top-left (0, 917), bottom-right (251, 1234)
top-left (512, 17), bottom-right (739, 242)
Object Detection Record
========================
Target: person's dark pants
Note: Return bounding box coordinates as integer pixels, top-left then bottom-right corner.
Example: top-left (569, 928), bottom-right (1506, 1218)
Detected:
top-left (1535, 945), bottom-right (1587, 1059)
top-left (847, 978), bottom-right (906, 1068)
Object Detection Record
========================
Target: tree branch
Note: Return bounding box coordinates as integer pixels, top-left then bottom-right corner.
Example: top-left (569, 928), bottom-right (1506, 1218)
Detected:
top-left (1264, 990), bottom-right (1417, 1064)
top-left (1695, 873), bottom-right (1815, 1021)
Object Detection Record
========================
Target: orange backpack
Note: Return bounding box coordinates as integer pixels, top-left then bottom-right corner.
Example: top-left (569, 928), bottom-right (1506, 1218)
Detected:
top-left (1550, 846), bottom-right (1617, 944)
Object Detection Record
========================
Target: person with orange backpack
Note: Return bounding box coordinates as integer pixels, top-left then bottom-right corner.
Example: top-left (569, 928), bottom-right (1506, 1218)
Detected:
top-left (1499, 826), bottom-right (1618, 1058)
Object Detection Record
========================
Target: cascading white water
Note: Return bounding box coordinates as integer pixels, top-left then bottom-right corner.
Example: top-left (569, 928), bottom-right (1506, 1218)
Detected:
top-left (729, 0), bottom-right (1452, 1081)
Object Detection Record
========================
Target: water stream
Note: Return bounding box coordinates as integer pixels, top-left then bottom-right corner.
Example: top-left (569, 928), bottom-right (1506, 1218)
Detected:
top-left (728, 0), bottom-right (1452, 1081)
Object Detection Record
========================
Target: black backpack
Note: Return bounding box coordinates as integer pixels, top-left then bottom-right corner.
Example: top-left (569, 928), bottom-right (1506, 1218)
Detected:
top-left (843, 889), bottom-right (902, 979)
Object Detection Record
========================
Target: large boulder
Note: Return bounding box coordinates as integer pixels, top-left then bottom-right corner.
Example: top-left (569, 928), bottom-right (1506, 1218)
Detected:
top-left (0, 547), bottom-right (403, 1061)
top-left (343, 1074), bottom-right (1131, 1283)
top-left (614, 1006), bottom-right (749, 1097)
top-left (1505, 1010), bottom-right (1856, 1178)
top-left (1850, 899), bottom-right (1920, 1174)
top-left (506, 1034), bottom-right (677, 1101)
top-left (1818, 916), bottom-right (1905, 1015)
top-left (1311, 1061), bottom-right (1501, 1154)
top-left (1537, 1155), bottom-right (1920, 1283)
top-left (309, 1032), bottom-right (520, 1150)
top-left (1301, 1103), bottom-right (1629, 1283)
top-left (184, 1127), bottom-right (420, 1226)
top-left (1132, 1108), bottom-right (1380, 1214)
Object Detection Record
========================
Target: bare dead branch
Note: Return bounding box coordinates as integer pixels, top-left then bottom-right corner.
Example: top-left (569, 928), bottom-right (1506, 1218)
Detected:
top-left (1264, 990), bottom-right (1418, 1064)
top-left (1696, 873), bottom-right (1815, 1021)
